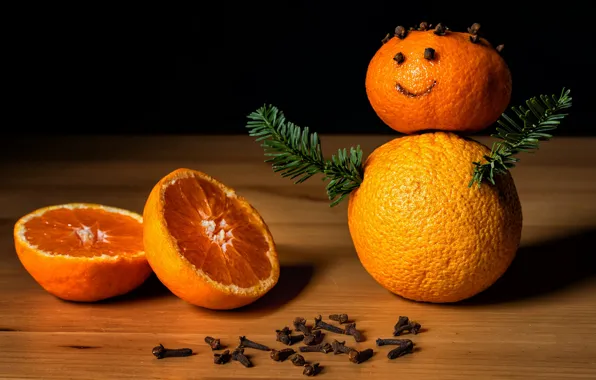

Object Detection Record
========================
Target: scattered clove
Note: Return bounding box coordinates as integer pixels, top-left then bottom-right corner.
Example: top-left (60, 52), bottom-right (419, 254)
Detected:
top-left (331, 339), bottom-right (354, 355)
top-left (496, 44), bottom-right (504, 53)
top-left (394, 25), bottom-right (407, 39)
top-left (293, 317), bottom-right (311, 335)
top-left (270, 348), bottom-right (296, 362)
top-left (376, 338), bottom-right (413, 347)
top-left (299, 342), bottom-right (333, 354)
top-left (204, 336), bottom-right (223, 350)
top-left (468, 23), bottom-right (481, 35)
top-left (303, 330), bottom-right (323, 346)
top-left (329, 314), bottom-right (349, 324)
top-left (231, 347), bottom-right (252, 367)
top-left (313, 315), bottom-right (344, 334)
top-left (424, 48), bottom-right (435, 60)
top-left (213, 350), bottom-right (231, 364)
top-left (387, 339), bottom-right (415, 359)
top-left (239, 336), bottom-right (271, 351)
top-left (418, 21), bottom-right (429, 31)
top-left (433, 23), bottom-right (447, 36)
top-left (290, 353), bottom-right (306, 366)
top-left (393, 52), bottom-right (405, 64)
top-left (348, 348), bottom-right (374, 364)
top-left (303, 362), bottom-right (320, 377)
top-left (393, 316), bottom-right (421, 336)
top-left (344, 323), bottom-right (365, 342)
top-left (151, 344), bottom-right (193, 359)
top-left (276, 327), bottom-right (292, 345)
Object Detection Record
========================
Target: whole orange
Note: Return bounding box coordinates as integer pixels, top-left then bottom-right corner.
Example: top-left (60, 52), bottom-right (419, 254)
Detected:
top-left (347, 132), bottom-right (523, 303)
top-left (365, 26), bottom-right (511, 134)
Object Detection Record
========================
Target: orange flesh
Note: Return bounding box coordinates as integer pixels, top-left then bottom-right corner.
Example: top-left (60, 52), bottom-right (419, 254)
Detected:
top-left (23, 208), bottom-right (143, 257)
top-left (163, 176), bottom-right (272, 288)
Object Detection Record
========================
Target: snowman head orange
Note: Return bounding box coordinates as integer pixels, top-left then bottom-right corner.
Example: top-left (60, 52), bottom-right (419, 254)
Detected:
top-left (365, 22), bottom-right (511, 134)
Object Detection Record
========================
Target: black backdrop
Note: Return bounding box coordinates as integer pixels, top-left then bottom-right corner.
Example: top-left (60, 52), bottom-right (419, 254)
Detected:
top-left (17, 2), bottom-right (594, 136)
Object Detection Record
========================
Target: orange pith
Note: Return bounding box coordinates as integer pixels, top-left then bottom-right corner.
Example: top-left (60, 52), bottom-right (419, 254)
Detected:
top-left (365, 30), bottom-right (512, 134)
top-left (143, 168), bottom-right (279, 310)
top-left (13, 204), bottom-right (151, 302)
top-left (164, 175), bottom-right (273, 288)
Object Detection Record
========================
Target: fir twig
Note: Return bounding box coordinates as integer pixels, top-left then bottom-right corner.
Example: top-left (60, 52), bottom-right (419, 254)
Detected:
top-left (246, 105), bottom-right (364, 207)
top-left (469, 88), bottom-right (572, 187)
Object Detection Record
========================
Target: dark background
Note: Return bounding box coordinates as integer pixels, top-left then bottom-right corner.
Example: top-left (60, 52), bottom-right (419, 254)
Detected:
top-left (13, 2), bottom-right (594, 136)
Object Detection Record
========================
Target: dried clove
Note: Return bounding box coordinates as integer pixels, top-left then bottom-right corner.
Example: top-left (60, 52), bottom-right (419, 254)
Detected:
top-left (299, 342), bottom-right (333, 354)
top-left (303, 362), bottom-right (320, 376)
top-left (270, 348), bottom-right (296, 362)
top-left (151, 344), bottom-right (193, 359)
top-left (213, 350), bottom-right (231, 364)
top-left (419, 21), bottom-right (429, 31)
top-left (344, 323), bottom-right (365, 342)
top-left (393, 318), bottom-right (421, 336)
top-left (329, 314), bottom-right (349, 324)
top-left (424, 48), bottom-right (436, 60)
top-left (231, 347), bottom-right (253, 367)
top-left (376, 337), bottom-right (413, 347)
top-left (468, 23), bottom-right (481, 35)
top-left (387, 339), bottom-right (415, 359)
top-left (393, 52), bottom-right (405, 64)
top-left (303, 330), bottom-right (323, 346)
top-left (290, 353), bottom-right (306, 366)
top-left (394, 316), bottom-right (409, 330)
top-left (239, 336), bottom-right (271, 351)
top-left (331, 339), bottom-right (354, 355)
top-left (276, 327), bottom-right (304, 346)
top-left (469, 34), bottom-right (481, 44)
top-left (293, 317), bottom-right (311, 335)
top-left (348, 348), bottom-right (374, 364)
top-left (204, 336), bottom-right (223, 350)
top-left (313, 315), bottom-right (344, 334)
top-left (433, 23), bottom-right (447, 36)
top-left (394, 25), bottom-right (407, 39)
top-left (496, 44), bottom-right (505, 53)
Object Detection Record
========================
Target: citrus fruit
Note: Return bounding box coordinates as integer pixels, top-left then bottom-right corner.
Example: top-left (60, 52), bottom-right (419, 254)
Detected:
top-left (13, 203), bottom-right (151, 302)
top-left (365, 25), bottom-right (511, 134)
top-left (347, 132), bottom-right (523, 303)
top-left (143, 168), bottom-right (280, 310)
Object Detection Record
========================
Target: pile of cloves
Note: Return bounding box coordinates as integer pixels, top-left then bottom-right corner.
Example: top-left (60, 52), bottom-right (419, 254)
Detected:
top-left (150, 312), bottom-right (423, 376)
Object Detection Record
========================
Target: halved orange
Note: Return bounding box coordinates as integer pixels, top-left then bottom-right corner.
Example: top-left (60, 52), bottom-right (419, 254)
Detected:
top-left (13, 203), bottom-right (151, 302)
top-left (143, 168), bottom-right (280, 310)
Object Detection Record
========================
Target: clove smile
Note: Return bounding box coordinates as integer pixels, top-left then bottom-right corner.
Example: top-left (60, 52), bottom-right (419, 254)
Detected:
top-left (396, 80), bottom-right (437, 97)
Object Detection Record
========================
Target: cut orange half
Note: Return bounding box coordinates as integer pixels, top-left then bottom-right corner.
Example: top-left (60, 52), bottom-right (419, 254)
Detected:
top-left (13, 203), bottom-right (152, 302)
top-left (143, 168), bottom-right (280, 310)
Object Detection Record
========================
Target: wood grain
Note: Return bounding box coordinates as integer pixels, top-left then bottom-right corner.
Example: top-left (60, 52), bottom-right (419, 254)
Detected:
top-left (1, 135), bottom-right (595, 379)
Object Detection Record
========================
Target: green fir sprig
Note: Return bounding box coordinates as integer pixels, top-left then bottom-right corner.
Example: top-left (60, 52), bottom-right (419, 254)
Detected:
top-left (246, 105), bottom-right (364, 207)
top-left (469, 88), bottom-right (572, 187)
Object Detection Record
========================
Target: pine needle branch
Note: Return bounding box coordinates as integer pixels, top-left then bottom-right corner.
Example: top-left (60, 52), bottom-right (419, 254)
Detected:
top-left (469, 88), bottom-right (572, 187)
top-left (246, 105), bottom-right (364, 207)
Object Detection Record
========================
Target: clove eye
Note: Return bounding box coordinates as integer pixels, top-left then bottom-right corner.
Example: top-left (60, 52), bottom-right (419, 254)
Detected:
top-left (424, 48), bottom-right (435, 60)
top-left (393, 52), bottom-right (405, 64)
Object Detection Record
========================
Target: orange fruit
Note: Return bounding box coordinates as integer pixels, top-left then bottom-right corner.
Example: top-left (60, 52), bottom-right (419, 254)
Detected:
top-left (143, 168), bottom-right (280, 310)
top-left (365, 26), bottom-right (511, 134)
top-left (13, 203), bottom-right (151, 302)
top-left (347, 132), bottom-right (523, 303)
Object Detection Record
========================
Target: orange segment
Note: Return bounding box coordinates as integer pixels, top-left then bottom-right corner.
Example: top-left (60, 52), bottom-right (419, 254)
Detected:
top-left (13, 203), bottom-right (152, 302)
top-left (143, 168), bottom-right (279, 310)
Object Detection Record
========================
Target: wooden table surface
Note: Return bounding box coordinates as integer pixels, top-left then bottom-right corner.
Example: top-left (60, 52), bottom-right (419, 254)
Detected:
top-left (1, 134), bottom-right (595, 379)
